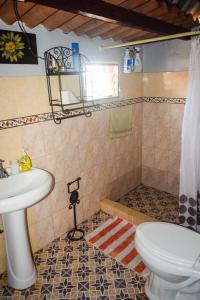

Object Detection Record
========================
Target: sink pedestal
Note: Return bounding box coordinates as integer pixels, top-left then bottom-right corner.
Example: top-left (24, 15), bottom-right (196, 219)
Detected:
top-left (2, 209), bottom-right (36, 289)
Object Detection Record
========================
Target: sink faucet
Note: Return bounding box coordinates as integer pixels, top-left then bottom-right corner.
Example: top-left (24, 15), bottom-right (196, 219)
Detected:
top-left (0, 159), bottom-right (9, 178)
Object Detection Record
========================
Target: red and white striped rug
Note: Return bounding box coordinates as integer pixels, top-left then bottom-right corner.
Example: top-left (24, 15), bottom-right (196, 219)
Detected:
top-left (85, 216), bottom-right (149, 277)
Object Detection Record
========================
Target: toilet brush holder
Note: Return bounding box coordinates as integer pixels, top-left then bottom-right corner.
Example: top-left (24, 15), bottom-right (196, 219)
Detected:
top-left (67, 177), bottom-right (84, 241)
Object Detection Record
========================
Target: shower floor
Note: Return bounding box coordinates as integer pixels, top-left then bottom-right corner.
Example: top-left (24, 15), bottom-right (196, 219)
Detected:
top-left (116, 184), bottom-right (179, 224)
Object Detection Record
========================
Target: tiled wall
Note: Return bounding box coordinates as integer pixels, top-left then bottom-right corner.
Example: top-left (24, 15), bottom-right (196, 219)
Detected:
top-left (142, 72), bottom-right (188, 195)
top-left (0, 73), bottom-right (142, 273)
top-left (0, 71), bottom-right (189, 274)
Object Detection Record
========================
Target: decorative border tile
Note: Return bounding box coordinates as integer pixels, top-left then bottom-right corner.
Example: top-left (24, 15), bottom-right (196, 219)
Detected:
top-left (0, 97), bottom-right (185, 130)
top-left (143, 97), bottom-right (186, 104)
top-left (0, 112), bottom-right (53, 130)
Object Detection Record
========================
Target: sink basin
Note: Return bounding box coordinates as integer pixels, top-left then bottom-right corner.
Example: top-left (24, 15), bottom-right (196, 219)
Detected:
top-left (0, 168), bottom-right (52, 290)
top-left (0, 168), bottom-right (52, 214)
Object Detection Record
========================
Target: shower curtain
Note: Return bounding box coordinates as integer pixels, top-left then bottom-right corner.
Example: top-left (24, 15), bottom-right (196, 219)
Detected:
top-left (179, 37), bottom-right (200, 232)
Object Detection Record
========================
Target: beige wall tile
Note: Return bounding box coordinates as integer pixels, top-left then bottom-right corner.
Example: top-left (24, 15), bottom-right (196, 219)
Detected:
top-left (48, 180), bottom-right (67, 213)
top-left (168, 151), bottom-right (181, 175)
top-left (14, 77), bottom-right (50, 117)
top-left (21, 123), bottom-right (45, 159)
top-left (141, 166), bottom-right (156, 187)
top-left (120, 73), bottom-right (142, 99)
top-left (170, 104), bottom-right (185, 129)
top-left (133, 102), bottom-right (142, 127)
top-left (155, 126), bottom-right (170, 151)
top-left (142, 125), bottom-right (155, 148)
top-left (169, 127), bottom-right (182, 153)
top-left (0, 127), bottom-right (22, 167)
top-left (143, 103), bottom-right (157, 127)
top-left (155, 148), bottom-right (169, 171)
top-left (152, 169), bottom-right (168, 192)
top-left (53, 207), bottom-right (74, 239)
top-left (27, 195), bottom-right (53, 226)
top-left (155, 103), bottom-right (170, 129)
top-left (143, 72), bottom-right (188, 98)
top-left (28, 216), bottom-right (55, 252)
top-left (167, 172), bottom-right (179, 195)
top-left (0, 78), bottom-right (18, 120)
top-left (142, 147), bottom-right (155, 168)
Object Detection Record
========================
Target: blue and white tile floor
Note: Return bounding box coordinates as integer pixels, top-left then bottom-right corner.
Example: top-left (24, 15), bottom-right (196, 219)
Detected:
top-left (0, 212), bottom-right (147, 300)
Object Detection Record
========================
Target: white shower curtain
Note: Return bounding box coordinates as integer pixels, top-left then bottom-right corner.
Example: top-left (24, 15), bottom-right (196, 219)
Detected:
top-left (179, 37), bottom-right (200, 232)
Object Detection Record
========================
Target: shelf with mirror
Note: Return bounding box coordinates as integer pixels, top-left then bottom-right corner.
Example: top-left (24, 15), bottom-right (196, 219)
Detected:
top-left (44, 46), bottom-right (94, 124)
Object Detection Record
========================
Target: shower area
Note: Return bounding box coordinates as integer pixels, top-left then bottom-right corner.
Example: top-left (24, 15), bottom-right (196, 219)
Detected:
top-left (108, 36), bottom-right (200, 232)
top-left (109, 96), bottom-right (184, 225)
top-left (104, 40), bottom-right (188, 227)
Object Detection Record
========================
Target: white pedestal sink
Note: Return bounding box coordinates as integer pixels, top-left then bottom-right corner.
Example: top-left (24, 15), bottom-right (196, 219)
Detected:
top-left (0, 168), bottom-right (52, 290)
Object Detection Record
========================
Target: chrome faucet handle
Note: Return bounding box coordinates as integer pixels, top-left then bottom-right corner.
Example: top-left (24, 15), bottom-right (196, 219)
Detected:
top-left (0, 159), bottom-right (9, 178)
top-left (0, 159), bottom-right (5, 168)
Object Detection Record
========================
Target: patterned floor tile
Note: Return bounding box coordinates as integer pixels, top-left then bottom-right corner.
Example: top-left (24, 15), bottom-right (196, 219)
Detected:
top-left (117, 184), bottom-right (179, 223)
top-left (0, 212), bottom-right (148, 300)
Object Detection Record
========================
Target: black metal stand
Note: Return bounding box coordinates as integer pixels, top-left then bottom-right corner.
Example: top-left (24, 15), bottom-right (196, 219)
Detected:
top-left (67, 177), bottom-right (84, 241)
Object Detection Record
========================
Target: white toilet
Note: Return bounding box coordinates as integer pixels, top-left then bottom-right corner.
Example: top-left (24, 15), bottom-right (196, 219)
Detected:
top-left (135, 222), bottom-right (200, 300)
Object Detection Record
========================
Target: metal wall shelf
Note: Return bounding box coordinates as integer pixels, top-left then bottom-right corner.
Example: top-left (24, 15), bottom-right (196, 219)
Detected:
top-left (44, 46), bottom-right (92, 124)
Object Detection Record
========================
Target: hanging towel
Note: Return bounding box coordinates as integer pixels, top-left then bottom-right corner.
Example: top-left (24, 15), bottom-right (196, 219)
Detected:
top-left (109, 105), bottom-right (133, 138)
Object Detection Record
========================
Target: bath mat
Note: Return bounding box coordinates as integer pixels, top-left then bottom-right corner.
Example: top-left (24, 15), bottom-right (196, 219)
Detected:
top-left (85, 216), bottom-right (149, 277)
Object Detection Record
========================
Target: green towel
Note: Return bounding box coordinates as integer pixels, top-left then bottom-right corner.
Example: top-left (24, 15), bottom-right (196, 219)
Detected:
top-left (109, 105), bottom-right (133, 139)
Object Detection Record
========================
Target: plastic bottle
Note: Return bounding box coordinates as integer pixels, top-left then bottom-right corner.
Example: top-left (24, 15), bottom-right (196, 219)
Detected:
top-left (130, 49), bottom-right (135, 72)
top-left (71, 42), bottom-right (80, 72)
top-left (123, 48), bottom-right (132, 73)
top-left (10, 160), bottom-right (19, 175)
top-left (48, 56), bottom-right (53, 73)
top-left (134, 47), bottom-right (142, 72)
top-left (18, 149), bottom-right (32, 172)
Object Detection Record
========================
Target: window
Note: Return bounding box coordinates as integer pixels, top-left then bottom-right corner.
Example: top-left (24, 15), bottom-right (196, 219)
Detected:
top-left (84, 64), bottom-right (119, 102)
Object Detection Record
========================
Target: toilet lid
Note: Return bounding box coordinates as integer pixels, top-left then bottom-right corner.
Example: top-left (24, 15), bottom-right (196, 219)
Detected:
top-left (136, 222), bottom-right (200, 268)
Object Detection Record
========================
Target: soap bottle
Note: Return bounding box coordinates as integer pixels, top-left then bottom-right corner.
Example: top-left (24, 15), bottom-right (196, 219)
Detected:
top-left (130, 48), bottom-right (135, 72)
top-left (18, 148), bottom-right (32, 172)
top-left (71, 42), bottom-right (80, 72)
top-left (123, 48), bottom-right (132, 73)
top-left (134, 47), bottom-right (142, 72)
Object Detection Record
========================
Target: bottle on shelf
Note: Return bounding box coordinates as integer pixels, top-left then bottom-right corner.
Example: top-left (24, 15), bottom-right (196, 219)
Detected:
top-left (47, 56), bottom-right (53, 73)
top-left (123, 48), bottom-right (132, 73)
top-left (134, 47), bottom-right (142, 72)
top-left (71, 42), bottom-right (80, 72)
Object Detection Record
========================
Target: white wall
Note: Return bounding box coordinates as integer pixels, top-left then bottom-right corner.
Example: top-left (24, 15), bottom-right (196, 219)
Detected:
top-left (0, 22), bottom-right (124, 77)
top-left (143, 39), bottom-right (190, 72)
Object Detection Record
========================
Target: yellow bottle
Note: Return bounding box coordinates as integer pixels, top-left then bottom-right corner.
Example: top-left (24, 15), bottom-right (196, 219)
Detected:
top-left (18, 148), bottom-right (32, 172)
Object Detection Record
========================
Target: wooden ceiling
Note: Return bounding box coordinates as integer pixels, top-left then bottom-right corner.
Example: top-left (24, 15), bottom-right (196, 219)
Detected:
top-left (0, 0), bottom-right (199, 42)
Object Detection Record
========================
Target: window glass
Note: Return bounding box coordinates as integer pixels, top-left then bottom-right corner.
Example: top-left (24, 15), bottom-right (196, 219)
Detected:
top-left (84, 64), bottom-right (119, 101)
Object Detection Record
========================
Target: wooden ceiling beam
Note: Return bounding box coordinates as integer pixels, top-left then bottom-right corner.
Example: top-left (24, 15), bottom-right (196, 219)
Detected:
top-left (147, 2), bottom-right (169, 18)
top-left (42, 11), bottom-right (75, 31)
top-left (113, 28), bottom-right (147, 41)
top-left (74, 0), bottom-right (125, 35)
top-left (112, 28), bottom-right (139, 41)
top-left (86, 23), bottom-right (118, 38)
top-left (26, 0), bottom-right (186, 35)
top-left (121, 0), bottom-right (149, 10)
top-left (85, 0), bottom-right (151, 39)
top-left (74, 20), bottom-right (104, 36)
top-left (134, 0), bottom-right (159, 14)
top-left (120, 29), bottom-right (152, 42)
top-left (21, 5), bottom-right (57, 28)
top-left (122, 32), bottom-right (159, 43)
top-left (98, 26), bottom-right (127, 40)
top-left (0, 0), bottom-right (35, 24)
top-left (59, 15), bottom-right (90, 34)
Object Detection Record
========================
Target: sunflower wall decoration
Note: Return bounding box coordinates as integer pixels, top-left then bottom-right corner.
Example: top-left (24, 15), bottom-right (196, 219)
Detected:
top-left (0, 29), bottom-right (38, 64)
